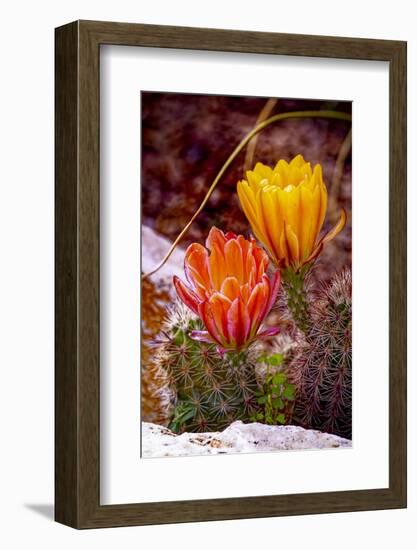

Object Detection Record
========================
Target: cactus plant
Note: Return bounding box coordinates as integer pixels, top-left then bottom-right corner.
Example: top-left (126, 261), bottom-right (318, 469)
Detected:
top-left (153, 301), bottom-right (261, 433)
top-left (288, 269), bottom-right (352, 439)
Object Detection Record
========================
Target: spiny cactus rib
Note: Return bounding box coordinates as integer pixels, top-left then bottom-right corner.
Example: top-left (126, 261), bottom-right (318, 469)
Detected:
top-left (281, 266), bottom-right (312, 334)
top-left (153, 301), bottom-right (261, 433)
top-left (289, 269), bottom-right (352, 439)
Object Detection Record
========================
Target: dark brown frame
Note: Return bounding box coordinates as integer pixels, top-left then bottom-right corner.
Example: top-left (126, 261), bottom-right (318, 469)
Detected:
top-left (55, 20), bottom-right (407, 529)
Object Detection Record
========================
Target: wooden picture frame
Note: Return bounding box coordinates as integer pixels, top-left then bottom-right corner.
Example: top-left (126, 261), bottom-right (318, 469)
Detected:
top-left (55, 20), bottom-right (407, 528)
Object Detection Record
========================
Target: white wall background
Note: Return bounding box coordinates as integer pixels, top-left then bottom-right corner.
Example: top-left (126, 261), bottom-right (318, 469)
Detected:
top-left (0, 1), bottom-right (414, 548)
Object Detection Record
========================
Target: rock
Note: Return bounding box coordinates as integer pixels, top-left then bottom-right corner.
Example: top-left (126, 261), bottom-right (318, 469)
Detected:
top-left (141, 225), bottom-right (185, 293)
top-left (142, 420), bottom-right (352, 458)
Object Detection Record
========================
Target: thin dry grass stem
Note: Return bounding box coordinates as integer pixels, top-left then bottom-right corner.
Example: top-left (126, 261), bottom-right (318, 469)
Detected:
top-left (243, 98), bottom-right (278, 174)
top-left (329, 129), bottom-right (352, 223)
top-left (142, 110), bottom-right (352, 281)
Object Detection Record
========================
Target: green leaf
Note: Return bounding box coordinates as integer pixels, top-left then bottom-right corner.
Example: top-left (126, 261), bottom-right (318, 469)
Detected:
top-left (257, 395), bottom-right (268, 405)
top-left (277, 413), bottom-right (286, 424)
top-left (257, 353), bottom-right (283, 366)
top-left (272, 398), bottom-right (284, 409)
top-left (172, 401), bottom-right (197, 424)
top-left (168, 420), bottom-right (179, 432)
top-left (267, 353), bottom-right (284, 366)
top-left (283, 384), bottom-right (295, 400)
top-left (180, 408), bottom-right (197, 422)
top-left (272, 373), bottom-right (287, 386)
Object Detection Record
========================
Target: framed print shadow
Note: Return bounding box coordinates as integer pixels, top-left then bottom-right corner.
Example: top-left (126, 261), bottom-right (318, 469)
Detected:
top-left (55, 20), bottom-right (407, 528)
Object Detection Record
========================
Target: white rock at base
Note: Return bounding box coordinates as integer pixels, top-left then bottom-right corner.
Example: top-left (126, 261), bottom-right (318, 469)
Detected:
top-left (142, 420), bottom-right (352, 458)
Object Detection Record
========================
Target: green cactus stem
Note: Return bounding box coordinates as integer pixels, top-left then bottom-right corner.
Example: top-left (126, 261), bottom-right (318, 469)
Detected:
top-left (281, 266), bottom-right (311, 333)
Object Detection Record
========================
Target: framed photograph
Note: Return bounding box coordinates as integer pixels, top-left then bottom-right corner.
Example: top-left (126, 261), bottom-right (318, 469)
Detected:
top-left (55, 20), bottom-right (407, 528)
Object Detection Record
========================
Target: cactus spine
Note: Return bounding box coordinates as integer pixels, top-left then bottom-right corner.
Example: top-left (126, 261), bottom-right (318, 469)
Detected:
top-left (289, 269), bottom-right (352, 439)
top-left (154, 302), bottom-right (260, 433)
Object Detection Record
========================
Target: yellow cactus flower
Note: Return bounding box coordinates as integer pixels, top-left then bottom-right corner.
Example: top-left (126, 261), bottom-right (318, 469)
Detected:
top-left (237, 154), bottom-right (346, 272)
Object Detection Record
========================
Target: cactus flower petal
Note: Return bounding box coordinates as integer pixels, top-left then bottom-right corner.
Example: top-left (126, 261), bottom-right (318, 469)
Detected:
top-left (206, 226), bottom-right (229, 251)
top-left (198, 301), bottom-right (224, 346)
top-left (184, 243), bottom-right (210, 298)
top-left (257, 326), bottom-right (281, 339)
top-left (227, 297), bottom-right (251, 347)
top-left (173, 275), bottom-right (200, 315)
top-left (189, 330), bottom-right (213, 343)
top-left (305, 208), bottom-right (347, 264)
top-left (319, 207), bottom-right (347, 246)
top-left (247, 280), bottom-right (269, 327)
top-left (174, 227), bottom-right (281, 350)
top-left (267, 269), bottom-right (281, 312)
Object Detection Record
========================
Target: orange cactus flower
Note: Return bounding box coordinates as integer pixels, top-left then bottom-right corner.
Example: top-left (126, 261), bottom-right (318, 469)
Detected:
top-left (173, 227), bottom-right (281, 351)
top-left (237, 154), bottom-right (346, 272)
